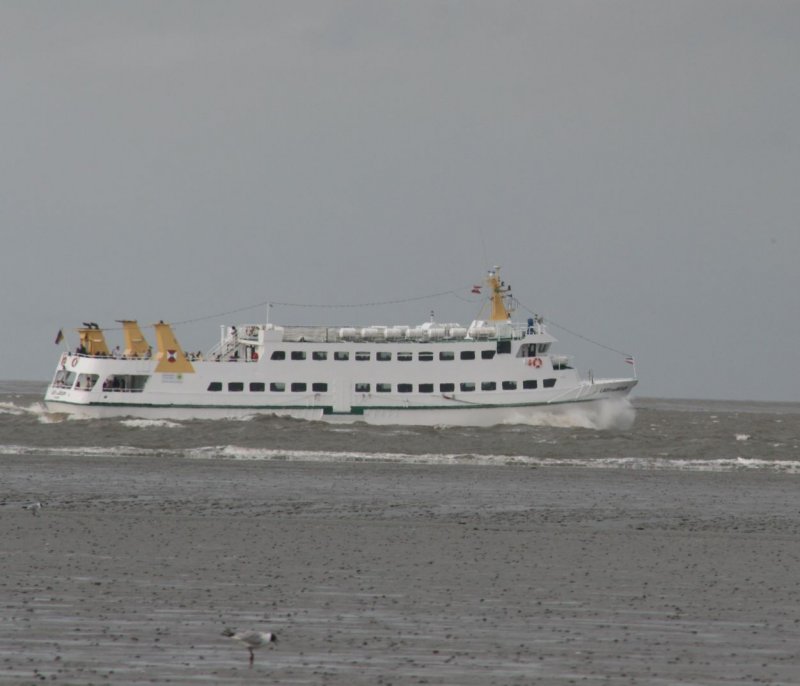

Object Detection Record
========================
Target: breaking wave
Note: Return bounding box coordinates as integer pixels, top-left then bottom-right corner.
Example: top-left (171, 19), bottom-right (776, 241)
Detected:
top-left (1, 443), bottom-right (798, 473)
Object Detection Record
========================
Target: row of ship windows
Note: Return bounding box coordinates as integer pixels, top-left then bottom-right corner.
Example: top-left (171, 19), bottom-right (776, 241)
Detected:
top-left (208, 379), bottom-right (557, 393)
top-left (270, 350), bottom-right (499, 361)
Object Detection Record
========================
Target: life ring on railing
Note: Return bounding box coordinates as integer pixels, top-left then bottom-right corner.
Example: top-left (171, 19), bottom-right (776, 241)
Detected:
top-left (71, 357), bottom-right (79, 367)
top-left (527, 357), bottom-right (542, 368)
top-left (59, 353), bottom-right (68, 368)
top-left (251, 351), bottom-right (259, 361)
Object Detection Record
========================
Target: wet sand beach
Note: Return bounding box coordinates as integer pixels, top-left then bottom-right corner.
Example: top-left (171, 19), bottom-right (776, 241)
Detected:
top-left (1, 455), bottom-right (799, 685)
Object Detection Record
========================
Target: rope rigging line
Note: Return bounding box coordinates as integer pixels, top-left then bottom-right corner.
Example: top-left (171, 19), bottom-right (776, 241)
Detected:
top-left (515, 298), bottom-right (633, 359)
top-left (169, 286), bottom-right (476, 328)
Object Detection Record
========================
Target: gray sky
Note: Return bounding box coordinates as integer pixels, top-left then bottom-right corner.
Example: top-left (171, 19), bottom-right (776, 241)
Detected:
top-left (2, 1), bottom-right (798, 402)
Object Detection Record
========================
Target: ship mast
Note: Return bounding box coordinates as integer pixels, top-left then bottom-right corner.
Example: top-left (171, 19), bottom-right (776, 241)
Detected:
top-left (486, 266), bottom-right (515, 321)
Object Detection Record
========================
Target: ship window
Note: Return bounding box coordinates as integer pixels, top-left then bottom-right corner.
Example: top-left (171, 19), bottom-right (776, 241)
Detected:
top-left (460, 382), bottom-right (475, 392)
top-left (312, 382), bottom-right (328, 392)
top-left (376, 352), bottom-right (392, 361)
top-left (76, 374), bottom-right (99, 391)
top-left (419, 383), bottom-right (434, 393)
top-left (481, 381), bottom-right (496, 391)
top-left (460, 351), bottom-right (475, 360)
top-left (54, 371), bottom-right (76, 388)
top-left (270, 382), bottom-right (285, 392)
top-left (376, 383), bottom-right (391, 393)
top-left (440, 383), bottom-right (455, 393)
top-left (355, 351), bottom-right (370, 361)
top-left (543, 378), bottom-right (557, 388)
top-left (250, 382), bottom-right (265, 392)
top-left (439, 351), bottom-right (455, 361)
top-left (397, 352), bottom-right (412, 361)
top-left (355, 382), bottom-right (371, 393)
top-left (312, 351), bottom-right (327, 361)
top-left (291, 351), bottom-right (306, 361)
top-left (523, 379), bottom-right (538, 390)
top-left (228, 382), bottom-right (244, 392)
top-left (418, 352), bottom-right (434, 362)
top-left (397, 383), bottom-right (413, 393)
top-left (208, 382), bottom-right (222, 392)
top-left (105, 374), bottom-right (149, 392)
top-left (496, 340), bottom-right (512, 354)
top-left (334, 351), bottom-right (349, 361)
top-left (481, 350), bottom-right (496, 360)
top-left (538, 344), bottom-right (551, 354)
top-left (291, 382), bottom-right (307, 392)
top-left (502, 381), bottom-right (517, 390)
top-left (271, 351), bottom-right (285, 360)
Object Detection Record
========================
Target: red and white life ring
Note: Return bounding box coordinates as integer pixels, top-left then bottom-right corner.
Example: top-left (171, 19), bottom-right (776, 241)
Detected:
top-left (71, 357), bottom-right (79, 368)
top-left (527, 357), bottom-right (542, 368)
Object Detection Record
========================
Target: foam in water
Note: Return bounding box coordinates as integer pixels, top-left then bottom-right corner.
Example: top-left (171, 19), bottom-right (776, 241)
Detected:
top-left (120, 419), bottom-right (183, 429)
top-left (1, 442), bottom-right (798, 472)
top-left (501, 397), bottom-right (636, 430)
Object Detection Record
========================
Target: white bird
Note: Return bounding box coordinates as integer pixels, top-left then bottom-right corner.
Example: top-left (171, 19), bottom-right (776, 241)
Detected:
top-left (222, 628), bottom-right (278, 667)
top-left (23, 502), bottom-right (42, 516)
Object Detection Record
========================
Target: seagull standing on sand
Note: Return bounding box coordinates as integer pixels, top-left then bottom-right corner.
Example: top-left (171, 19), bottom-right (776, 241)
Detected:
top-left (23, 502), bottom-right (42, 516)
top-left (223, 628), bottom-right (278, 667)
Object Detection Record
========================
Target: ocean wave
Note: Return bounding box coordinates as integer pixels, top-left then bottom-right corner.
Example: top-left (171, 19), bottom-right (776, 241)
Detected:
top-left (119, 419), bottom-right (184, 429)
top-left (1, 443), bottom-right (798, 473)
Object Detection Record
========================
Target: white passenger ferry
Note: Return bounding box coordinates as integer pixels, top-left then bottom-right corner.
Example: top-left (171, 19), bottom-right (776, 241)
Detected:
top-left (44, 268), bottom-right (637, 425)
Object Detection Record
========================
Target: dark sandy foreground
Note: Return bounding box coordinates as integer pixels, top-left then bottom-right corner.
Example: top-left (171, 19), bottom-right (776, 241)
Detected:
top-left (1, 456), bottom-right (799, 685)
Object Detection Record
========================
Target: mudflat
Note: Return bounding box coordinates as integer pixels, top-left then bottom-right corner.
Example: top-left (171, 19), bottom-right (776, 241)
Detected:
top-left (1, 455), bottom-right (798, 685)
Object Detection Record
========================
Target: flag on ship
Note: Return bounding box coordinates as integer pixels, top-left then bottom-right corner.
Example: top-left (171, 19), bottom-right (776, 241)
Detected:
top-left (625, 356), bottom-right (635, 365)
top-left (54, 329), bottom-right (64, 345)
top-left (471, 285), bottom-right (481, 294)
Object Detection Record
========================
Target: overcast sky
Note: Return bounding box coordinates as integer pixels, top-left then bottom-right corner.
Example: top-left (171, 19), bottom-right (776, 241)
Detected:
top-left (1, 1), bottom-right (798, 402)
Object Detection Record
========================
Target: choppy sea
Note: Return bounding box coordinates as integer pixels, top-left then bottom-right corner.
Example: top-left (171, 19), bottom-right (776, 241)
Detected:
top-left (2, 380), bottom-right (798, 473)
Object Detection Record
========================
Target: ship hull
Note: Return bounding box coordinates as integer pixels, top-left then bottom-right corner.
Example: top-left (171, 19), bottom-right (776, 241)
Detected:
top-left (44, 379), bottom-right (636, 426)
